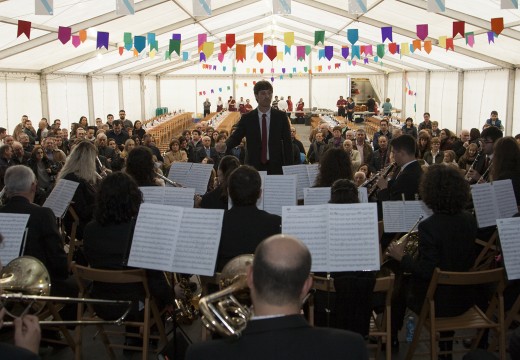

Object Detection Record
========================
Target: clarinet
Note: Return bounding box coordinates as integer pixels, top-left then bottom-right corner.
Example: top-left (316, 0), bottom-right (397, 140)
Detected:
top-left (465, 151), bottom-right (482, 182)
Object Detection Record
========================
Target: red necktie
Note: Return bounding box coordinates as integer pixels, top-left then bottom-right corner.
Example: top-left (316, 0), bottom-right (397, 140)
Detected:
top-left (261, 114), bottom-right (267, 164)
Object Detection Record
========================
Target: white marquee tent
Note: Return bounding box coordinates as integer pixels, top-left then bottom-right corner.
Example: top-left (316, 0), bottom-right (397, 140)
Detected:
top-left (0, 0), bottom-right (519, 136)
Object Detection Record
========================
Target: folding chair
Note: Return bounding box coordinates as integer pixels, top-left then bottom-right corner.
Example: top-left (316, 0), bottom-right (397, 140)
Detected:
top-left (472, 230), bottom-right (499, 271)
top-left (72, 264), bottom-right (167, 360)
top-left (405, 267), bottom-right (506, 360)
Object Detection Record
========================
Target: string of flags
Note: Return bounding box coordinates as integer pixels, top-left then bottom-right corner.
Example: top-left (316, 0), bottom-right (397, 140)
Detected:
top-left (15, 16), bottom-right (508, 64)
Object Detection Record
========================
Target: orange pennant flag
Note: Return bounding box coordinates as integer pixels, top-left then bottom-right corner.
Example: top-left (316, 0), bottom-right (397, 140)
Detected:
top-left (424, 40), bottom-right (432, 54)
top-left (412, 39), bottom-right (422, 51)
top-left (236, 44), bottom-right (246, 62)
top-left (254, 33), bottom-right (263, 46)
top-left (133, 48), bottom-right (138, 57)
top-left (79, 29), bottom-right (87, 43)
top-left (256, 52), bottom-right (263, 62)
top-left (491, 18), bottom-right (504, 35)
top-left (446, 38), bottom-right (454, 51)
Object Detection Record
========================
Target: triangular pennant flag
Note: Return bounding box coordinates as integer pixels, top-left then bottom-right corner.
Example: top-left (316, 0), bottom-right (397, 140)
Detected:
top-left (260, 68), bottom-right (264, 74)
top-left (341, 46), bottom-right (350, 59)
top-left (200, 52), bottom-right (206, 62)
top-left (202, 42), bottom-right (214, 58)
top-left (376, 44), bottom-right (385, 58)
top-left (17, 20), bottom-right (31, 39)
top-left (134, 36), bottom-right (146, 53)
top-left (297, 46), bottom-right (306, 60)
top-left (304, 67), bottom-right (308, 72)
top-left (58, 26), bottom-right (71, 45)
top-left (487, 31), bottom-right (496, 44)
top-left (335, 63), bottom-right (340, 69)
top-left (424, 40), bottom-right (432, 53)
top-left (465, 32), bottom-right (475, 47)
top-left (257, 52), bottom-right (263, 62)
top-left (226, 34), bottom-right (235, 48)
top-left (315, 30), bottom-right (325, 45)
top-left (149, 49), bottom-right (156, 58)
top-left (360, 45), bottom-right (365, 55)
top-left (381, 27), bottom-right (392, 42)
top-left (183, 51), bottom-right (189, 61)
top-left (124, 32), bottom-right (133, 51)
top-left (236, 44), bottom-right (246, 62)
top-left (72, 35), bottom-right (81, 48)
top-left (317, 65), bottom-right (322, 72)
top-left (491, 18), bottom-right (504, 35)
top-left (347, 29), bottom-right (358, 45)
top-left (439, 36), bottom-right (447, 49)
top-left (276, 52), bottom-right (283, 61)
top-left (305, 45), bottom-right (311, 55)
top-left (412, 39), bottom-right (422, 51)
top-left (150, 40), bottom-right (158, 52)
top-left (318, 49), bottom-right (325, 60)
top-left (96, 31), bottom-right (109, 50)
top-left (282, 68), bottom-right (286, 74)
top-left (365, 45), bottom-right (373, 56)
top-left (198, 34), bottom-right (207, 51)
top-left (416, 24), bottom-right (428, 41)
top-left (172, 33), bottom-right (181, 41)
top-left (266, 45), bottom-right (277, 61)
top-left (221, 43), bottom-right (228, 55)
top-left (133, 48), bottom-right (138, 57)
top-left (396, 44), bottom-right (400, 54)
top-left (166, 49), bottom-right (172, 60)
top-left (254, 33), bottom-right (263, 46)
top-left (400, 43), bottom-right (410, 56)
top-left (284, 32), bottom-right (294, 47)
top-left (324, 46), bottom-right (333, 61)
top-left (363, 58), bottom-right (369, 64)
top-left (501, 0), bottom-right (519, 9)
top-left (388, 43), bottom-right (397, 54)
top-left (285, 45), bottom-right (291, 55)
top-left (118, 46), bottom-right (124, 55)
top-left (453, 21), bottom-right (465, 39)
top-left (253, 68), bottom-right (257, 74)
top-left (147, 33), bottom-right (156, 45)
top-left (218, 53), bottom-right (224, 63)
top-left (79, 29), bottom-right (87, 43)
top-left (170, 39), bottom-right (181, 56)
top-left (446, 38), bottom-right (454, 51)
top-left (409, 43), bottom-right (415, 53)
top-left (351, 45), bottom-right (360, 59)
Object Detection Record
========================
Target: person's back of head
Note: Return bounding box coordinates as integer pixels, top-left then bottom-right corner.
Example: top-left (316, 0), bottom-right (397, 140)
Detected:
top-left (4, 165), bottom-right (36, 197)
top-left (126, 146), bottom-right (155, 186)
top-left (329, 179), bottom-right (359, 204)
top-left (252, 235), bottom-right (312, 307)
top-left (480, 126), bottom-right (503, 143)
top-left (390, 134), bottom-right (416, 156)
top-left (228, 165), bottom-right (261, 207)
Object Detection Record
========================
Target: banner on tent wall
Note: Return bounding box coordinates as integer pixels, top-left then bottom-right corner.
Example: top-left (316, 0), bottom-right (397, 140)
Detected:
top-left (193, 0), bottom-right (211, 16)
top-left (427, 0), bottom-right (445, 13)
top-left (273, 0), bottom-right (291, 14)
top-left (116, 0), bottom-right (135, 15)
top-left (501, 0), bottom-right (518, 9)
top-left (35, 0), bottom-right (53, 15)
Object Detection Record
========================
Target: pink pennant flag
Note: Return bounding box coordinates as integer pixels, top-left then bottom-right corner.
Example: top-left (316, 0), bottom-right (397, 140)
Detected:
top-left (416, 24), bottom-right (428, 41)
top-left (72, 35), bottom-right (81, 48)
top-left (58, 26), bottom-right (72, 45)
top-left (218, 53), bottom-right (224, 63)
top-left (364, 45), bottom-right (373, 56)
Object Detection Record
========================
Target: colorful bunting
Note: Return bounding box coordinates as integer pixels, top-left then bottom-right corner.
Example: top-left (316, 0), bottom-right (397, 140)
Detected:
top-left (416, 24), bottom-right (428, 41)
top-left (182, 51), bottom-right (189, 61)
top-left (147, 33), bottom-right (156, 45)
top-left (79, 30), bottom-right (87, 43)
top-left (218, 53), bottom-right (224, 63)
top-left (412, 39), bottom-right (421, 51)
top-left (341, 46), bottom-right (349, 59)
top-left (364, 45), bottom-right (373, 56)
top-left (285, 45), bottom-right (291, 55)
top-left (424, 40), bottom-right (432, 54)
top-left (96, 31), bottom-right (109, 50)
top-left (305, 45), bottom-right (311, 55)
top-left (388, 43), bottom-right (397, 54)
top-left (318, 49), bottom-right (325, 60)
top-left (347, 29), bottom-right (358, 45)
top-left (351, 45), bottom-right (360, 59)
top-left (226, 34), bottom-right (235, 48)
top-left (17, 20), bottom-right (31, 39)
top-left (297, 46), bottom-right (305, 60)
top-left (376, 44), bottom-right (384, 58)
top-left (265, 45), bottom-right (277, 61)
top-left (284, 32), bottom-right (294, 47)
top-left (58, 26), bottom-right (71, 44)
top-left (256, 52), bottom-right (263, 62)
top-left (276, 52), bottom-right (283, 61)
top-left (381, 27), bottom-right (392, 42)
top-left (324, 46), bottom-right (333, 60)
top-left (199, 52), bottom-right (206, 62)
top-left (118, 46), bottom-right (124, 55)
top-left (446, 38), bottom-right (454, 51)
top-left (170, 39), bottom-right (181, 56)
top-left (134, 36), bottom-right (146, 53)
top-left (236, 44), bottom-right (246, 62)
top-left (124, 32), bottom-right (133, 51)
top-left (401, 43), bottom-right (410, 56)
top-left (72, 35), bottom-right (81, 48)
top-left (465, 32), bottom-right (475, 47)
top-left (202, 42), bottom-right (214, 58)
top-left (150, 40), bottom-right (158, 52)
top-left (198, 34), bottom-right (207, 51)
top-left (254, 33), bottom-right (263, 46)
top-left (453, 21), bottom-right (465, 39)
top-left (315, 30), bottom-right (325, 45)
top-left (491, 18), bottom-right (504, 35)
top-left (439, 36), bottom-right (447, 49)
top-left (487, 31), bottom-right (496, 44)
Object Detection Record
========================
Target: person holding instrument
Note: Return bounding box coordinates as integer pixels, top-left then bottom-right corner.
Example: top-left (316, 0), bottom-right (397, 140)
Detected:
top-left (386, 165), bottom-right (477, 357)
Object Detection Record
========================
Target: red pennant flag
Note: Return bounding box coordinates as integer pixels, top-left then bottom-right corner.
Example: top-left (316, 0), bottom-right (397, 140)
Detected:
top-left (17, 20), bottom-right (31, 39)
top-left (388, 43), bottom-right (397, 54)
top-left (266, 45), bottom-right (277, 61)
top-left (335, 63), bottom-right (340, 69)
top-left (260, 68), bottom-right (264, 74)
top-left (220, 43), bottom-right (228, 55)
top-left (226, 34), bottom-right (235, 48)
top-left (360, 45), bottom-right (365, 55)
top-left (491, 18), bottom-right (504, 35)
top-left (453, 21), bottom-right (465, 38)
top-left (446, 38), bottom-right (454, 51)
top-left (119, 46), bottom-right (124, 55)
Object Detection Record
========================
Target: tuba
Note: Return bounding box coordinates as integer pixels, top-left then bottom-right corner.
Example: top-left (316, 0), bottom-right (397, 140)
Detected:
top-left (199, 254), bottom-right (253, 337)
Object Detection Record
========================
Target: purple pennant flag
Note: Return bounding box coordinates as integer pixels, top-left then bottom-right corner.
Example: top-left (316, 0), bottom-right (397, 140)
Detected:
top-left (58, 26), bottom-right (71, 45)
top-left (213, 65), bottom-right (217, 70)
top-left (172, 33), bottom-right (181, 41)
top-left (487, 31), bottom-right (495, 43)
top-left (381, 27), bottom-right (392, 42)
top-left (211, 89), bottom-right (214, 93)
top-left (364, 58), bottom-right (369, 64)
top-left (282, 68), bottom-right (286, 73)
top-left (96, 31), bottom-right (109, 50)
top-left (416, 24), bottom-right (428, 41)
top-left (198, 34), bottom-right (207, 49)
top-left (296, 46), bottom-right (305, 60)
top-left (396, 44), bottom-right (401, 54)
top-left (341, 47), bottom-right (349, 59)
top-left (324, 46), bottom-right (333, 61)
top-left (200, 52), bottom-right (206, 62)
top-left (72, 35), bottom-right (81, 48)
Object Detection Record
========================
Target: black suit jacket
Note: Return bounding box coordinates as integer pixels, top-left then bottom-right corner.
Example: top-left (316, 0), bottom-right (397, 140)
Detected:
top-left (196, 146), bottom-right (218, 164)
top-left (216, 205), bottom-right (281, 272)
top-left (185, 314), bottom-right (368, 360)
top-left (378, 160), bottom-right (422, 201)
top-left (0, 196), bottom-right (68, 280)
top-left (226, 108), bottom-right (293, 174)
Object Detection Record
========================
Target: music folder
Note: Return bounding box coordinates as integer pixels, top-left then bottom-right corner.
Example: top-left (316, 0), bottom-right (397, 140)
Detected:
top-left (0, 213), bottom-right (30, 265)
top-left (168, 162), bottom-right (214, 195)
top-left (282, 164), bottom-right (319, 200)
top-left (127, 203), bottom-right (224, 276)
top-left (471, 179), bottom-right (518, 228)
top-left (43, 179), bottom-right (79, 218)
top-left (496, 217), bottom-right (520, 280)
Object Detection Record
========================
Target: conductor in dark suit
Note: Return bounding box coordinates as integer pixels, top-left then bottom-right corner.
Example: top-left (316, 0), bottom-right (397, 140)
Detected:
top-left (186, 234), bottom-right (368, 360)
top-left (215, 165), bottom-right (281, 271)
top-left (226, 80), bottom-right (293, 174)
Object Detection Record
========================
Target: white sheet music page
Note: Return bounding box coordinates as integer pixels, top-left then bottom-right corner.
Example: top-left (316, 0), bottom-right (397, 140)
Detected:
top-left (283, 165), bottom-right (311, 200)
top-left (43, 179), bottom-right (79, 218)
top-left (382, 201), bottom-right (405, 232)
top-left (471, 183), bottom-right (498, 228)
top-left (163, 187), bottom-right (196, 208)
top-left (256, 171), bottom-right (267, 210)
top-left (139, 187), bottom-right (165, 205)
top-left (497, 217), bottom-right (520, 280)
top-left (306, 164), bottom-right (320, 187)
top-left (0, 214), bottom-right (30, 265)
top-left (187, 163), bottom-right (214, 195)
top-left (403, 201), bottom-right (432, 229)
top-left (303, 187), bottom-right (330, 205)
top-left (282, 205), bottom-right (328, 272)
top-left (128, 203), bottom-right (183, 272)
top-left (328, 203), bottom-right (379, 271)
top-left (173, 208), bottom-right (224, 276)
top-left (358, 187), bottom-right (368, 203)
top-left (168, 162), bottom-right (192, 185)
top-left (493, 180), bottom-right (518, 219)
top-left (263, 175), bottom-right (297, 216)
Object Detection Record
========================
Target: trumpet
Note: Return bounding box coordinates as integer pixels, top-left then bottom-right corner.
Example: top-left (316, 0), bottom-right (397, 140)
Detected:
top-left (0, 256), bottom-right (132, 327)
top-left (363, 162), bottom-right (397, 198)
top-left (465, 151), bottom-right (482, 181)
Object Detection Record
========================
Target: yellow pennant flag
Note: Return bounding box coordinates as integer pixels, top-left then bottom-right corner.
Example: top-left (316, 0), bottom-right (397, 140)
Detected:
top-left (149, 49), bottom-right (156, 58)
top-left (438, 36), bottom-right (447, 49)
top-left (401, 43), bottom-right (410, 56)
top-left (284, 32), bottom-right (294, 47)
top-left (202, 42), bottom-right (214, 58)
top-left (276, 51), bottom-right (283, 61)
top-left (246, 68), bottom-right (250, 74)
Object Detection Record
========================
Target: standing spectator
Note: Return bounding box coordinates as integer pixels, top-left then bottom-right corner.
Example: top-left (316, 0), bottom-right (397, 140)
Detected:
top-left (216, 97), bottom-right (223, 112)
top-left (336, 96), bottom-right (347, 117)
top-left (382, 98), bottom-right (392, 117)
top-left (366, 95), bottom-right (376, 112)
top-left (287, 96), bottom-right (293, 114)
top-left (346, 97), bottom-right (355, 122)
top-left (23, 120), bottom-right (37, 145)
top-left (203, 98), bottom-right (211, 117)
top-left (295, 98), bottom-right (305, 122)
top-left (119, 109), bottom-right (133, 129)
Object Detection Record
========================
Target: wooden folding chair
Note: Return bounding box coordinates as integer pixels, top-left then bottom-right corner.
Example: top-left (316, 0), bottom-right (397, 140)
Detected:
top-left (405, 267), bottom-right (506, 360)
top-left (72, 264), bottom-right (167, 360)
top-left (472, 230), bottom-right (500, 271)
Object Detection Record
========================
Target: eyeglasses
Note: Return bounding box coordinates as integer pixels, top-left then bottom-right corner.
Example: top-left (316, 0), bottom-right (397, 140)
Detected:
top-left (479, 138), bottom-right (494, 144)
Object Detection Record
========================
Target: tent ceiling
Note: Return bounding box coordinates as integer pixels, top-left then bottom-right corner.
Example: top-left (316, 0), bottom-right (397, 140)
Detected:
top-left (0, 0), bottom-right (519, 75)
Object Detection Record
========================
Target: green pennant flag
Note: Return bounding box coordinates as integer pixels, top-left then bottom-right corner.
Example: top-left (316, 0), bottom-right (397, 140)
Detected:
top-left (124, 32), bottom-right (132, 51)
top-left (314, 30), bottom-right (325, 45)
top-left (150, 40), bottom-right (158, 52)
top-left (377, 44), bottom-right (385, 58)
top-left (164, 50), bottom-right (171, 60)
top-left (170, 39), bottom-right (181, 56)
top-left (305, 45), bottom-right (312, 55)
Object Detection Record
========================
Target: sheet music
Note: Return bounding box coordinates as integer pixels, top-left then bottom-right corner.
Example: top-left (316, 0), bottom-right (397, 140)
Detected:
top-left (497, 217), bottom-right (520, 280)
top-left (43, 179), bottom-right (79, 218)
top-left (168, 162), bottom-right (192, 185)
top-left (358, 187), bottom-right (368, 203)
top-left (327, 203), bottom-right (379, 271)
top-left (493, 180), bottom-right (518, 219)
top-left (283, 165), bottom-right (311, 200)
top-left (173, 208), bottom-right (224, 276)
top-left (256, 171), bottom-right (267, 210)
top-left (382, 201), bottom-right (431, 232)
top-left (471, 183), bottom-right (496, 228)
top-left (187, 163), bottom-right (214, 194)
top-left (303, 187), bottom-right (330, 205)
top-left (128, 203), bottom-right (182, 272)
top-left (0, 214), bottom-right (30, 265)
top-left (306, 164), bottom-right (319, 187)
top-left (263, 175), bottom-right (297, 216)
top-left (282, 205), bottom-right (329, 271)
top-left (140, 187), bottom-right (195, 208)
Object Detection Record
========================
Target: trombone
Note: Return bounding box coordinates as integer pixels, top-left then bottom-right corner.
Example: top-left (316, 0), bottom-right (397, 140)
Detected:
top-left (0, 256), bottom-right (132, 327)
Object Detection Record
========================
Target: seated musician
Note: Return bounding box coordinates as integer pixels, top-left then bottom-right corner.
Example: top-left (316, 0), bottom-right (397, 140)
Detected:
top-left (490, 137), bottom-right (520, 205)
top-left (0, 234), bottom-right (41, 359)
top-left (387, 165), bottom-right (477, 357)
top-left (83, 172), bottom-right (171, 347)
top-left (125, 146), bottom-right (163, 186)
top-left (313, 148), bottom-right (354, 187)
top-left (466, 126), bottom-right (502, 184)
top-left (186, 235), bottom-right (369, 360)
top-left (215, 166), bottom-right (281, 272)
top-left (198, 155), bottom-right (240, 210)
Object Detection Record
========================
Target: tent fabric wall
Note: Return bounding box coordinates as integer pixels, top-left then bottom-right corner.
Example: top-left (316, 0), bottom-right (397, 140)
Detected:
top-left (92, 76), bottom-right (119, 122)
top-left (121, 76), bottom-right (142, 123)
top-left (160, 78), bottom-right (199, 115)
top-left (144, 76), bottom-right (158, 121)
top-left (1, 73), bottom-right (42, 133)
top-left (311, 76), bottom-right (348, 109)
top-left (404, 72), bottom-right (426, 123)
top-left (514, 69), bottom-right (520, 137)
top-left (47, 75), bottom-right (89, 127)
top-left (428, 72), bottom-right (459, 132)
top-left (387, 73), bottom-right (403, 119)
